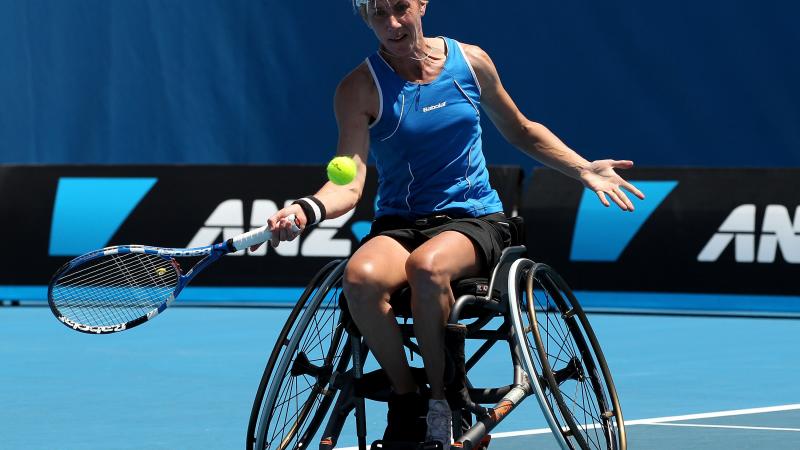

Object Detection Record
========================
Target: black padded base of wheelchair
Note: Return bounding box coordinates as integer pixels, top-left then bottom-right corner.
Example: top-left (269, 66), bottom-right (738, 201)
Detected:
top-left (370, 440), bottom-right (443, 450)
top-left (355, 367), bottom-right (431, 401)
top-left (389, 278), bottom-right (494, 319)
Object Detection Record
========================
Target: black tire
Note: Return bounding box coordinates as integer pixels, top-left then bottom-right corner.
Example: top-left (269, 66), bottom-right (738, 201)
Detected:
top-left (511, 261), bottom-right (625, 450)
top-left (247, 259), bottom-right (351, 450)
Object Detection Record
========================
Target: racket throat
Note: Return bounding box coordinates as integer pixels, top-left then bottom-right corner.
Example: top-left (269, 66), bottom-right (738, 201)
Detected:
top-left (223, 239), bottom-right (237, 253)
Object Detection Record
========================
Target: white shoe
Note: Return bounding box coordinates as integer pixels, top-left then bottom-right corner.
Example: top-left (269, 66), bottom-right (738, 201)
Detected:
top-left (425, 399), bottom-right (452, 449)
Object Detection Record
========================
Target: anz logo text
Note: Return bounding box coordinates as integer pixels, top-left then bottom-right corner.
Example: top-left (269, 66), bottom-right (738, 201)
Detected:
top-left (698, 205), bottom-right (800, 264)
top-left (187, 199), bottom-right (355, 257)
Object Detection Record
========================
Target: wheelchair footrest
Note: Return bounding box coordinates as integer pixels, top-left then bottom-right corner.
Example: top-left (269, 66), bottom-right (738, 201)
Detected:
top-left (370, 440), bottom-right (443, 450)
top-left (355, 367), bottom-right (430, 401)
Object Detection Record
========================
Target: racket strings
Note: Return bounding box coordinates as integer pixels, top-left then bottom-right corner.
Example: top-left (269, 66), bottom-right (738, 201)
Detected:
top-left (52, 252), bottom-right (179, 327)
top-left (57, 251), bottom-right (160, 286)
top-left (56, 253), bottom-right (173, 303)
top-left (54, 254), bottom-right (171, 326)
top-left (55, 255), bottom-right (175, 326)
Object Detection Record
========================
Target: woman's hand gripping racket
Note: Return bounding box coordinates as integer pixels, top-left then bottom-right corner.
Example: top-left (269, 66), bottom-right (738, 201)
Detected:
top-left (47, 216), bottom-right (300, 334)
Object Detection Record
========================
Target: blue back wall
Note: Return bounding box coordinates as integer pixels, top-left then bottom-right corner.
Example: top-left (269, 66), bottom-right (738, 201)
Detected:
top-left (1, 1), bottom-right (798, 167)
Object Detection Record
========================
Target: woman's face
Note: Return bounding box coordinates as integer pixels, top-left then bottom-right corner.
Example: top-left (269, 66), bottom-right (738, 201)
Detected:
top-left (365, 0), bottom-right (427, 57)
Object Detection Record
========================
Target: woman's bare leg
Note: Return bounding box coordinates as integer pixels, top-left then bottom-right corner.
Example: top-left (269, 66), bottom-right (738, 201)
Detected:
top-left (405, 231), bottom-right (483, 400)
top-left (343, 236), bottom-right (417, 394)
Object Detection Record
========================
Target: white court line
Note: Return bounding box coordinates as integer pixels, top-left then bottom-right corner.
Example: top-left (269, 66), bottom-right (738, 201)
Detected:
top-left (626, 403), bottom-right (800, 425)
top-left (334, 404), bottom-right (800, 449)
top-left (647, 423), bottom-right (800, 432)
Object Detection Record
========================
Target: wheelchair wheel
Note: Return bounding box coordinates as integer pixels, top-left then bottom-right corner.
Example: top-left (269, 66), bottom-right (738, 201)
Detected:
top-left (247, 259), bottom-right (351, 450)
top-left (509, 260), bottom-right (625, 450)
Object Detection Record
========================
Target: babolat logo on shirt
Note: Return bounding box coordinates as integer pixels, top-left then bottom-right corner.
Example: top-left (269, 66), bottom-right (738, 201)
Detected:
top-left (422, 101), bottom-right (447, 112)
top-left (698, 204), bottom-right (800, 263)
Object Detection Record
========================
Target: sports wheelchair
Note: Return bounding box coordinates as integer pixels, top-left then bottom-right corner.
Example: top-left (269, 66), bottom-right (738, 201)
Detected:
top-left (246, 217), bottom-right (626, 450)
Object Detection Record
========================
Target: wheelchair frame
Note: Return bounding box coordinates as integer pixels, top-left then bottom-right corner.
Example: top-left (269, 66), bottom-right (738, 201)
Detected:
top-left (247, 245), bottom-right (626, 450)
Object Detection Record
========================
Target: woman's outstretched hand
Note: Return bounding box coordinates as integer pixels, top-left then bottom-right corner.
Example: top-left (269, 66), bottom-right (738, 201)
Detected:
top-left (579, 159), bottom-right (645, 211)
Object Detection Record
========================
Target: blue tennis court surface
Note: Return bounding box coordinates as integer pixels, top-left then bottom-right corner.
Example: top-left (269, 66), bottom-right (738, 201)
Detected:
top-left (2, 304), bottom-right (799, 449)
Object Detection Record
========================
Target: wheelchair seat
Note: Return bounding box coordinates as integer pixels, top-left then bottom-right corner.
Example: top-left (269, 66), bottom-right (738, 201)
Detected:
top-left (388, 277), bottom-right (493, 319)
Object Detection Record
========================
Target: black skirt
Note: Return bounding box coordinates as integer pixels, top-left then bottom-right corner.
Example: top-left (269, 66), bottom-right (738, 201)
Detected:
top-left (360, 212), bottom-right (513, 270)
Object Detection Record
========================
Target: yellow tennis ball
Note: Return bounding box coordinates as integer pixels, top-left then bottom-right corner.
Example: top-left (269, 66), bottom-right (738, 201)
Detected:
top-left (327, 156), bottom-right (357, 185)
top-left (156, 268), bottom-right (168, 276)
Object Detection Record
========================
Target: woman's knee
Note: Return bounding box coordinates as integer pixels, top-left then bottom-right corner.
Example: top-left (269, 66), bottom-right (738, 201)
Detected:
top-left (405, 250), bottom-right (450, 294)
top-left (343, 260), bottom-right (388, 309)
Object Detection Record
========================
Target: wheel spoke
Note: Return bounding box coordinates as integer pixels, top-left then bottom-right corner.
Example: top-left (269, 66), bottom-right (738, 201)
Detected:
top-left (515, 263), bottom-right (624, 450)
top-left (253, 263), bottom-right (350, 450)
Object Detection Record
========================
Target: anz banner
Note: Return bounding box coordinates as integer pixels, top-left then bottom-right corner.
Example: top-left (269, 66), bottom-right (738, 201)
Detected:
top-left (522, 168), bottom-right (800, 315)
top-left (0, 165), bottom-right (523, 305)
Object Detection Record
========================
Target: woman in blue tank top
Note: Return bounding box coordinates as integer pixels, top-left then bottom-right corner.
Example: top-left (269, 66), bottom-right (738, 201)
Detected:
top-left (261, 1), bottom-right (644, 446)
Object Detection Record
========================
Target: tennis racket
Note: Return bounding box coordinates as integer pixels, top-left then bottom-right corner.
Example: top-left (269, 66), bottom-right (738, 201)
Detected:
top-left (48, 216), bottom-right (299, 334)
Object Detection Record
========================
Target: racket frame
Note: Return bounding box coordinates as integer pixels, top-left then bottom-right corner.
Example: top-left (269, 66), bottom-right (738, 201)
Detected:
top-left (48, 241), bottom-right (234, 334)
top-left (48, 217), bottom-right (297, 334)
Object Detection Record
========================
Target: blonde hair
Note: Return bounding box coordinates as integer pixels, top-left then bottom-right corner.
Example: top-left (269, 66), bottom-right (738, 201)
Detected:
top-left (353, 0), bottom-right (429, 21)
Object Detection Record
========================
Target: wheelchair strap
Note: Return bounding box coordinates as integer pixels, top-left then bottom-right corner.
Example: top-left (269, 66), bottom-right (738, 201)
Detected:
top-left (507, 216), bottom-right (526, 246)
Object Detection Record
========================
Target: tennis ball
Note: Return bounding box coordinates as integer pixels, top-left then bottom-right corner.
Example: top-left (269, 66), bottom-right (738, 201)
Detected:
top-left (156, 268), bottom-right (168, 276)
top-left (327, 156), bottom-right (357, 185)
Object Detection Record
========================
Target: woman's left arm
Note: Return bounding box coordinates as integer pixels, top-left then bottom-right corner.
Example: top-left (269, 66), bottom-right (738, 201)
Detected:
top-left (463, 44), bottom-right (645, 211)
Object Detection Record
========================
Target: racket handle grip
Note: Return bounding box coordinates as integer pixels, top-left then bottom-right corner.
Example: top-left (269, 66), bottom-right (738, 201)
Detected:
top-left (229, 214), bottom-right (300, 251)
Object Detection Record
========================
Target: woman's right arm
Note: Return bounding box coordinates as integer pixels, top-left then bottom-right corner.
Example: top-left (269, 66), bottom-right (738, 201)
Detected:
top-left (263, 64), bottom-right (376, 247)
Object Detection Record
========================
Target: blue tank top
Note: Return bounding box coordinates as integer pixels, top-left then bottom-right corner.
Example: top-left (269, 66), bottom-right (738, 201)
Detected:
top-left (365, 37), bottom-right (504, 220)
